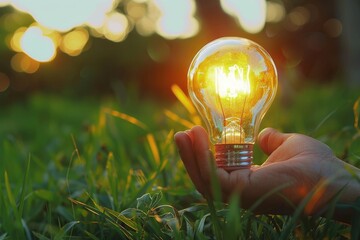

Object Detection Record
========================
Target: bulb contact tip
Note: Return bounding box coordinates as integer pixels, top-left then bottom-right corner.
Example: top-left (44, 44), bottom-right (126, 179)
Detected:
top-left (215, 143), bottom-right (253, 170)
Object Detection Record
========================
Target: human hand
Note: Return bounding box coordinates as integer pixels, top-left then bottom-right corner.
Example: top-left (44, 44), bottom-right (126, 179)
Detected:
top-left (174, 126), bottom-right (360, 222)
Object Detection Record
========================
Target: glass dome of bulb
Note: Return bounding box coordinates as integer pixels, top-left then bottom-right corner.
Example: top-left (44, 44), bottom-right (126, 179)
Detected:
top-left (188, 37), bottom-right (277, 169)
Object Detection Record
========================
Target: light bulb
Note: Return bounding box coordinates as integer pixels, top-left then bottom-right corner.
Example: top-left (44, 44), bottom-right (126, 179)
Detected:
top-left (188, 37), bottom-right (277, 170)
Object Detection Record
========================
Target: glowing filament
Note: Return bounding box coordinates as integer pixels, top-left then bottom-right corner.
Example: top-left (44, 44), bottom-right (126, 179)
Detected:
top-left (215, 64), bottom-right (250, 98)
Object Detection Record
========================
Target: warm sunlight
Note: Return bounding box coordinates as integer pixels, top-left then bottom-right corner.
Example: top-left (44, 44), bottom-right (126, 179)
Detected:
top-left (20, 26), bottom-right (56, 62)
top-left (1, 0), bottom-right (202, 65)
top-left (3, 0), bottom-right (199, 41)
top-left (153, 0), bottom-right (199, 39)
top-left (10, 27), bottom-right (26, 52)
top-left (60, 29), bottom-right (89, 56)
top-left (2, 0), bottom-right (203, 51)
top-left (266, 1), bottom-right (286, 23)
top-left (102, 12), bottom-right (130, 42)
top-left (11, 52), bottom-right (40, 73)
top-left (0, 0), bottom-right (9, 7)
top-left (1, 0), bottom-right (359, 237)
top-left (9, 0), bottom-right (115, 32)
top-left (220, 0), bottom-right (266, 33)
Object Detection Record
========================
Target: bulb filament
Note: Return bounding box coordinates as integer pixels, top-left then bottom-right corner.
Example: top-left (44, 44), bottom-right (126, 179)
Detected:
top-left (214, 64), bottom-right (251, 144)
top-left (215, 64), bottom-right (251, 98)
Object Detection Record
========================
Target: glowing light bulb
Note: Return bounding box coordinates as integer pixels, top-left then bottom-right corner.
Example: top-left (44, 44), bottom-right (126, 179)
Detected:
top-left (188, 37), bottom-right (277, 170)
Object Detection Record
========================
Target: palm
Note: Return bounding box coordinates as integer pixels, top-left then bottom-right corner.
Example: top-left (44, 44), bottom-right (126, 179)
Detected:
top-left (228, 133), bottom-right (333, 212)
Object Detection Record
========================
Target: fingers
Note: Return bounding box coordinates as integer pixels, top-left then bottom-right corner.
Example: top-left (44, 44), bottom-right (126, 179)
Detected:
top-left (191, 126), bottom-right (213, 184)
top-left (174, 129), bottom-right (209, 196)
top-left (258, 128), bottom-right (291, 156)
top-left (177, 126), bottom-right (292, 204)
top-left (176, 126), bottom-right (323, 215)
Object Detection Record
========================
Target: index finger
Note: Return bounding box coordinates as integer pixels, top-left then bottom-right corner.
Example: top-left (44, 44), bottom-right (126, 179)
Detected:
top-left (174, 130), bottom-right (210, 196)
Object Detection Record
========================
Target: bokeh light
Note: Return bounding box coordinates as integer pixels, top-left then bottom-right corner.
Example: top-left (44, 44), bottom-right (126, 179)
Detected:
top-left (1, 0), bottom-right (286, 67)
top-left (60, 28), bottom-right (89, 56)
top-left (323, 18), bottom-right (342, 38)
top-left (20, 26), bottom-right (56, 62)
top-left (0, 0), bottom-right (10, 7)
top-left (10, 27), bottom-right (26, 52)
top-left (0, 72), bottom-right (10, 92)
top-left (9, 0), bottom-right (116, 32)
top-left (153, 0), bottom-right (199, 39)
top-left (103, 12), bottom-right (130, 42)
top-left (126, 1), bottom-right (146, 20)
top-left (0, 0), bottom-right (355, 93)
top-left (11, 52), bottom-right (40, 73)
top-left (220, 0), bottom-right (266, 34)
top-left (285, 6), bottom-right (310, 31)
top-left (266, 1), bottom-right (285, 23)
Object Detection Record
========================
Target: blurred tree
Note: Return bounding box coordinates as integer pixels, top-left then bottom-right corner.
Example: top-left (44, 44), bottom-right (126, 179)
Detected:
top-left (0, 0), bottom-right (359, 104)
top-left (337, 0), bottom-right (360, 86)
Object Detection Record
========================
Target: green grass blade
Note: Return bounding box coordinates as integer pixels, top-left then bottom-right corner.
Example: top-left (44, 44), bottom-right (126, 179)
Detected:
top-left (70, 197), bottom-right (138, 238)
top-left (21, 219), bottom-right (32, 240)
top-left (19, 155), bottom-right (31, 218)
top-left (354, 96), bottom-right (360, 130)
top-left (312, 107), bottom-right (339, 134)
top-left (54, 221), bottom-right (79, 240)
top-left (206, 199), bottom-right (223, 240)
top-left (32, 232), bottom-right (50, 240)
top-left (105, 208), bottom-right (138, 231)
top-left (196, 212), bottom-right (210, 236)
top-left (248, 182), bottom-right (293, 213)
top-left (0, 233), bottom-right (8, 240)
top-left (4, 171), bottom-right (18, 216)
top-left (83, 230), bottom-right (100, 240)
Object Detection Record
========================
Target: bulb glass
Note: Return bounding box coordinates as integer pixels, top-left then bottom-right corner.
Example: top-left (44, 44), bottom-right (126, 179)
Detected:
top-left (188, 37), bottom-right (277, 169)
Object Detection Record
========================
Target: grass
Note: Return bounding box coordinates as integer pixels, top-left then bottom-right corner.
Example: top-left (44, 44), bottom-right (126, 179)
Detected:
top-left (0, 82), bottom-right (360, 239)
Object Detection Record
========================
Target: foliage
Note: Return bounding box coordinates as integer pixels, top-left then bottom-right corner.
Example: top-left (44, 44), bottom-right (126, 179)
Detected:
top-left (0, 83), bottom-right (359, 239)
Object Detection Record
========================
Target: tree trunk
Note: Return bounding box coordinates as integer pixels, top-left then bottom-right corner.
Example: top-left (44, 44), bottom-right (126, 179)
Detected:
top-left (338, 0), bottom-right (360, 86)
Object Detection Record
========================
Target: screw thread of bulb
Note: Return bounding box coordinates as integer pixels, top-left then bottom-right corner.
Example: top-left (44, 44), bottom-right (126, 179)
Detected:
top-left (214, 143), bottom-right (253, 170)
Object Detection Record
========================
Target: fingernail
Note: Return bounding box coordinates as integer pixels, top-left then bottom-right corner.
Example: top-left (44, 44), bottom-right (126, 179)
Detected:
top-left (174, 131), bottom-right (184, 138)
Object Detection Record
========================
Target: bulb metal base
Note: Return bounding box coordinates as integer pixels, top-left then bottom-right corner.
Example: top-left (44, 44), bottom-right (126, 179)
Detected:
top-left (215, 143), bottom-right (253, 171)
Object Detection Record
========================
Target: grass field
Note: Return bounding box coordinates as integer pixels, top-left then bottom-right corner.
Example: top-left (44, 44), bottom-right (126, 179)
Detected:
top-left (1, 83), bottom-right (360, 239)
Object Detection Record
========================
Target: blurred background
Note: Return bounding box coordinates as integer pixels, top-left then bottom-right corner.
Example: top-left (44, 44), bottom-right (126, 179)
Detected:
top-left (1, 1), bottom-right (360, 238)
top-left (0, 0), bottom-right (359, 103)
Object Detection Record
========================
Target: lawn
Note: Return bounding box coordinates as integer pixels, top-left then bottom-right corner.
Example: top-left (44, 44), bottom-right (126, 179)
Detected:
top-left (1, 83), bottom-right (360, 239)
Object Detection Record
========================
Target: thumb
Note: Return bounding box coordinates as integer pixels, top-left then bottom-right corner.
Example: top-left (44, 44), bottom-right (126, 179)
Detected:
top-left (257, 128), bottom-right (291, 156)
